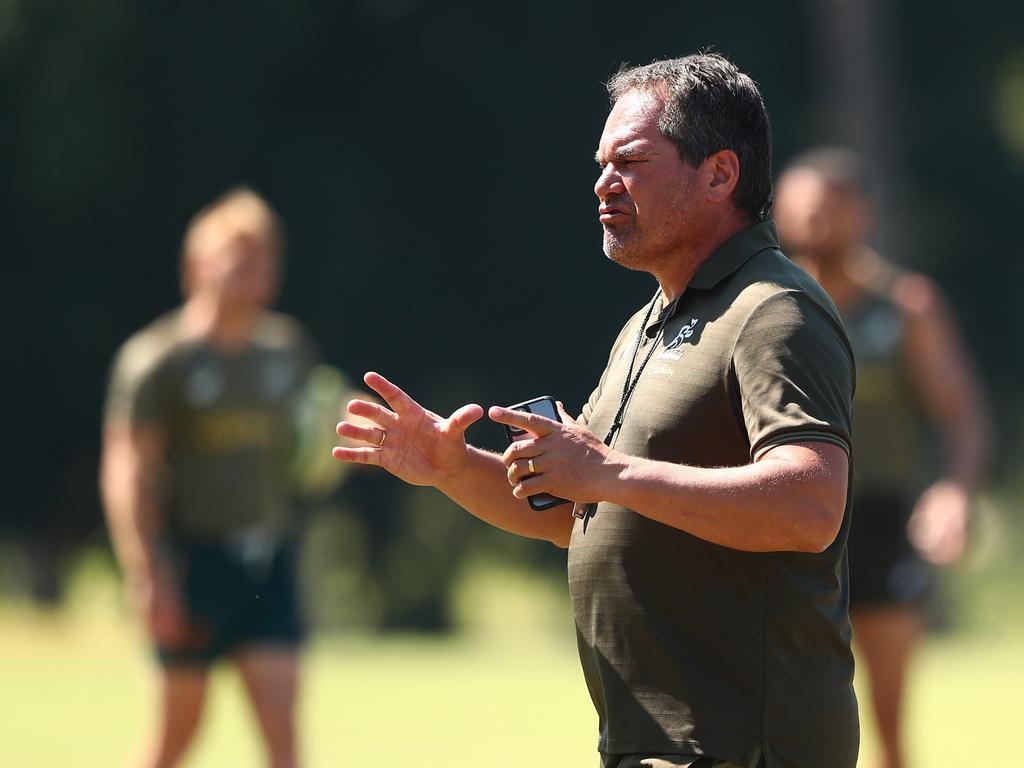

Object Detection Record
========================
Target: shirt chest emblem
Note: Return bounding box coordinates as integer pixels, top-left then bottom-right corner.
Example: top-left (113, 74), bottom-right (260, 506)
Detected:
top-left (658, 317), bottom-right (701, 360)
top-left (185, 362), bottom-right (225, 407)
top-left (857, 306), bottom-right (903, 359)
top-left (262, 355), bottom-right (296, 400)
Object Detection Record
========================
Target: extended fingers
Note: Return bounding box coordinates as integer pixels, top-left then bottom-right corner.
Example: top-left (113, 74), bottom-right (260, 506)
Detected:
top-left (336, 420), bottom-right (387, 448)
top-left (347, 398), bottom-right (398, 426)
top-left (488, 405), bottom-right (557, 436)
top-left (364, 371), bottom-right (422, 415)
top-left (331, 444), bottom-right (385, 467)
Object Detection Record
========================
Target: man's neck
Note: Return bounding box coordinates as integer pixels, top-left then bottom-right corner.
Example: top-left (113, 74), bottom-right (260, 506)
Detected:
top-left (656, 214), bottom-right (751, 301)
top-left (181, 297), bottom-right (259, 350)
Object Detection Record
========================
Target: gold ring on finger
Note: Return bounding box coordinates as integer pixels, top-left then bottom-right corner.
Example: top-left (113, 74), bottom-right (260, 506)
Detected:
top-left (527, 458), bottom-right (536, 474)
top-left (376, 430), bottom-right (387, 448)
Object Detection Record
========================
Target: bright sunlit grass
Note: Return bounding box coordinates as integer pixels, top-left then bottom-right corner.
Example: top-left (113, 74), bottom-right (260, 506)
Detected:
top-left (0, 558), bottom-right (1021, 767)
top-left (0, 606), bottom-right (594, 768)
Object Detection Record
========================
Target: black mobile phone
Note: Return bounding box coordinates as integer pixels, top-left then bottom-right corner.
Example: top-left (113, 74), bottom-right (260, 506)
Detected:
top-left (503, 395), bottom-right (570, 511)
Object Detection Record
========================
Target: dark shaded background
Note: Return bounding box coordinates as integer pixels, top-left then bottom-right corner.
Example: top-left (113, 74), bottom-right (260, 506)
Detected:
top-left (3, 0), bottom-right (1022, 626)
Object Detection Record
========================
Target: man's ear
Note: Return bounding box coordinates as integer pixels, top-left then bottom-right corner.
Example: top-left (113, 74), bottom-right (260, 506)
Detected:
top-left (705, 149), bottom-right (741, 204)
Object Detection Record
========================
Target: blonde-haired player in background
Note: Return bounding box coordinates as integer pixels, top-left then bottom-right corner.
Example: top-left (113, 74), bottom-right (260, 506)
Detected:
top-left (102, 188), bottom-right (350, 768)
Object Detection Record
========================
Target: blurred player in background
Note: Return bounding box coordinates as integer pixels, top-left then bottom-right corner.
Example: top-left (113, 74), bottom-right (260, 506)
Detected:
top-left (101, 188), bottom-right (351, 768)
top-left (775, 149), bottom-right (990, 768)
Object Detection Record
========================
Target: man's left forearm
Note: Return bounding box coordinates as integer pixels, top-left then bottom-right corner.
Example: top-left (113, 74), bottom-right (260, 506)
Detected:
top-left (602, 442), bottom-right (849, 553)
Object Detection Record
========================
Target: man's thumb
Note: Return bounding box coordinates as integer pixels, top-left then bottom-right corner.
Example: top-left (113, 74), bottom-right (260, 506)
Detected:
top-left (447, 403), bottom-right (484, 436)
top-left (556, 400), bottom-right (578, 426)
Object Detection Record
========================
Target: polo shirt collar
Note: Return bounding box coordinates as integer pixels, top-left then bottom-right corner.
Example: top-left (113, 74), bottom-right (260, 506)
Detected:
top-left (644, 220), bottom-right (782, 334)
top-left (688, 219), bottom-right (781, 291)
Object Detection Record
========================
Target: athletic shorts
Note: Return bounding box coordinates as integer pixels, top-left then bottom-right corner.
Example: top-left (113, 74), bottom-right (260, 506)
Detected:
top-left (600, 755), bottom-right (754, 768)
top-left (847, 488), bottom-right (931, 608)
top-left (157, 534), bottom-right (303, 666)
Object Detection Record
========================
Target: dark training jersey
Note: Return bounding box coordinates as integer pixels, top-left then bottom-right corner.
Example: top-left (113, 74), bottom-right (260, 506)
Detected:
top-left (841, 264), bottom-right (934, 606)
top-left (842, 278), bottom-right (928, 493)
top-left (105, 310), bottom-right (318, 541)
top-left (569, 222), bottom-right (858, 768)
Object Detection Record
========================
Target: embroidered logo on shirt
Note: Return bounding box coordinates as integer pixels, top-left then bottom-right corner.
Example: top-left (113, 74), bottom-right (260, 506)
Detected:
top-left (658, 317), bottom-right (701, 360)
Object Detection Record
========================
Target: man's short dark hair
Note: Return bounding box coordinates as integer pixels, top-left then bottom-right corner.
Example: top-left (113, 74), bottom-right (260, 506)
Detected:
top-left (607, 53), bottom-right (773, 222)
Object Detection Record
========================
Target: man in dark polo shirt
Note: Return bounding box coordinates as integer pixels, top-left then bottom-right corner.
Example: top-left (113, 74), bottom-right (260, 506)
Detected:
top-left (332, 54), bottom-right (857, 768)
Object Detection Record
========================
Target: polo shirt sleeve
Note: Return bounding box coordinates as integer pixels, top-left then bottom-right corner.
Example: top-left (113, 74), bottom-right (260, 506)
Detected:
top-left (577, 366), bottom-right (608, 430)
top-left (732, 289), bottom-right (854, 460)
top-left (103, 339), bottom-right (170, 429)
top-left (577, 314), bottom-right (637, 430)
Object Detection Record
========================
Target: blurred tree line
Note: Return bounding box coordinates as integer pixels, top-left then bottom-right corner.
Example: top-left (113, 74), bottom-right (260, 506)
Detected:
top-left (2, 0), bottom-right (1022, 628)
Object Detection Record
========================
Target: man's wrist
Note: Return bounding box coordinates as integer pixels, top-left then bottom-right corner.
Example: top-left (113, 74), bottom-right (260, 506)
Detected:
top-left (126, 567), bottom-right (157, 594)
top-left (124, 548), bottom-right (165, 592)
top-left (600, 451), bottom-right (646, 508)
top-left (434, 443), bottom-right (485, 494)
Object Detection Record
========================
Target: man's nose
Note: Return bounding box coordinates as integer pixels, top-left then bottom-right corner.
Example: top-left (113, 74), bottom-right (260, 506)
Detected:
top-left (594, 165), bottom-right (625, 200)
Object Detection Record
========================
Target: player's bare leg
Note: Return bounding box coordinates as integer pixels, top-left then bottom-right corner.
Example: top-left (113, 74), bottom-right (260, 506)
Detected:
top-left (236, 647), bottom-right (300, 768)
top-left (851, 606), bottom-right (923, 768)
top-left (136, 667), bottom-right (207, 768)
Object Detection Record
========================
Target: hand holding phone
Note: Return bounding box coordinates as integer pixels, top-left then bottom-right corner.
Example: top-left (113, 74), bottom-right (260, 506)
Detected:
top-left (502, 395), bottom-right (570, 511)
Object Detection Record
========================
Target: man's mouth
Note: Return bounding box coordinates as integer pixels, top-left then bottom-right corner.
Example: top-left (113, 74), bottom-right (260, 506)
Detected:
top-left (599, 207), bottom-right (629, 224)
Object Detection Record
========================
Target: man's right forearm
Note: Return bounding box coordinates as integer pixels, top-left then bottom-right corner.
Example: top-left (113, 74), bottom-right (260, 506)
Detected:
top-left (104, 493), bottom-right (162, 590)
top-left (437, 446), bottom-right (573, 547)
top-left (101, 438), bottom-right (164, 586)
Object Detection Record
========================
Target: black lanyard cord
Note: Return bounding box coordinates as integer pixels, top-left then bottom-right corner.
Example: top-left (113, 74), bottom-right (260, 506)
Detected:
top-left (603, 287), bottom-right (675, 446)
top-left (573, 288), bottom-right (676, 522)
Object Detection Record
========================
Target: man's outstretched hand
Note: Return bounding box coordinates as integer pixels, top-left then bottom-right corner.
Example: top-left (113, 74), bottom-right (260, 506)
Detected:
top-left (332, 372), bottom-right (483, 488)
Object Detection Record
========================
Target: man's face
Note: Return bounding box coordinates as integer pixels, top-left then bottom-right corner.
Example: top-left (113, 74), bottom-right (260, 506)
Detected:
top-left (774, 169), bottom-right (867, 261)
top-left (191, 234), bottom-right (279, 310)
top-left (594, 90), bottom-right (702, 272)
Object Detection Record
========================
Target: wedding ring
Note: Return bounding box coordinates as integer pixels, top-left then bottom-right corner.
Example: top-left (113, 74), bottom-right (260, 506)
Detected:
top-left (376, 430), bottom-right (387, 448)
top-left (527, 458), bottom-right (536, 474)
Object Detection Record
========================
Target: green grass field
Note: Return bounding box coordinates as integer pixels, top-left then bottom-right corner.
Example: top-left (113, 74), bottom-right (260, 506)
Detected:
top-left (0, 560), bottom-right (1021, 767)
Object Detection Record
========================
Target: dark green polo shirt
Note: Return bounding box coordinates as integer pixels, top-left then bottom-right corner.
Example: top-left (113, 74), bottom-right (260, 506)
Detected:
top-left (105, 310), bottom-right (318, 541)
top-left (568, 221), bottom-right (858, 768)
